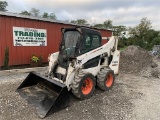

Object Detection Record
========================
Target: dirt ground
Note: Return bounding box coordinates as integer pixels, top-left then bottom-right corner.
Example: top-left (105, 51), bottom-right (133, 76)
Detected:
top-left (0, 46), bottom-right (160, 120)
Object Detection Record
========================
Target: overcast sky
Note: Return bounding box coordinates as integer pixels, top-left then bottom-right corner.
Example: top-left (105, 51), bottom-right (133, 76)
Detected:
top-left (3, 0), bottom-right (160, 30)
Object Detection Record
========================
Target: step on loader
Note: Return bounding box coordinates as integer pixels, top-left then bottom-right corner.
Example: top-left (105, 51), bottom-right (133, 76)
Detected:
top-left (17, 27), bottom-right (120, 118)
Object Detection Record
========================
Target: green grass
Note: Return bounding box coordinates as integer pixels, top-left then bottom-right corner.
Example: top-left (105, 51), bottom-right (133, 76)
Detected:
top-left (119, 46), bottom-right (128, 51)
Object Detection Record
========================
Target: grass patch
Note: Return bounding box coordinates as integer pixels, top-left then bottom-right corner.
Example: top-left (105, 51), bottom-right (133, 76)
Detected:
top-left (119, 46), bottom-right (128, 51)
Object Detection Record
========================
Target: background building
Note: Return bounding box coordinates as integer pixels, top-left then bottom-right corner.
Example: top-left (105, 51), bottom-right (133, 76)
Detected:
top-left (0, 12), bottom-right (112, 67)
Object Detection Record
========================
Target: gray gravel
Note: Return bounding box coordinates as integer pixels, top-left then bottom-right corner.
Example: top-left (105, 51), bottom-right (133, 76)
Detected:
top-left (1, 46), bottom-right (160, 120)
top-left (0, 68), bottom-right (160, 120)
top-left (120, 46), bottom-right (153, 74)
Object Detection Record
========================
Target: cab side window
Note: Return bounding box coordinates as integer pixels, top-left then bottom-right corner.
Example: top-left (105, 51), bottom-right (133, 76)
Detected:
top-left (92, 35), bottom-right (101, 48)
top-left (80, 33), bottom-right (101, 54)
top-left (85, 35), bottom-right (92, 48)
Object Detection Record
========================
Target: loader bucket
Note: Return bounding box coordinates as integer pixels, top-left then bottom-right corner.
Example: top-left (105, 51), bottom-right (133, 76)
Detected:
top-left (16, 72), bottom-right (70, 118)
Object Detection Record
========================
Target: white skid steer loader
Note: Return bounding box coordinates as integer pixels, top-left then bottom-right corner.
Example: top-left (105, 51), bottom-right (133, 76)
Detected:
top-left (17, 27), bottom-right (120, 118)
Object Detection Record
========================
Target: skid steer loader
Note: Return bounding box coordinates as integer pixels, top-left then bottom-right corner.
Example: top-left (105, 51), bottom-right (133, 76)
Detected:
top-left (17, 27), bottom-right (120, 118)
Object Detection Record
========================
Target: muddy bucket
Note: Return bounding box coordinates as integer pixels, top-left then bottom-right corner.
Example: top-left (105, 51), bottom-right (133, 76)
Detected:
top-left (16, 72), bottom-right (70, 118)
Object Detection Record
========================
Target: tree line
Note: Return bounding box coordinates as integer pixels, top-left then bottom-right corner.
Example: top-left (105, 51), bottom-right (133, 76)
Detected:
top-left (0, 1), bottom-right (57, 19)
top-left (119, 18), bottom-right (160, 50)
top-left (20, 8), bottom-right (57, 20)
top-left (0, 1), bottom-right (160, 50)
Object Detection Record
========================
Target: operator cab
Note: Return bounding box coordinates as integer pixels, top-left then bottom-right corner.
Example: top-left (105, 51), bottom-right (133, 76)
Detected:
top-left (58, 27), bottom-right (102, 68)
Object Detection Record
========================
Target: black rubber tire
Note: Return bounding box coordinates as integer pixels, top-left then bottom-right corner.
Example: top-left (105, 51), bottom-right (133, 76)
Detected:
top-left (71, 71), bottom-right (96, 99)
top-left (97, 67), bottom-right (115, 91)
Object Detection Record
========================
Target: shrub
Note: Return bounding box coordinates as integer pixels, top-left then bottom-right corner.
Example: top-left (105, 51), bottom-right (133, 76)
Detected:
top-left (31, 54), bottom-right (39, 63)
top-left (4, 46), bottom-right (9, 69)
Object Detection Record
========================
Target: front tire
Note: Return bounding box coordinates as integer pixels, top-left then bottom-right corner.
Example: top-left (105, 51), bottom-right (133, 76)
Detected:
top-left (71, 71), bottom-right (96, 99)
top-left (97, 67), bottom-right (115, 91)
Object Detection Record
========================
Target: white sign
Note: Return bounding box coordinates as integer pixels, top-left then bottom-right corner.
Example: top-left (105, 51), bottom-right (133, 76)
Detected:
top-left (13, 27), bottom-right (47, 46)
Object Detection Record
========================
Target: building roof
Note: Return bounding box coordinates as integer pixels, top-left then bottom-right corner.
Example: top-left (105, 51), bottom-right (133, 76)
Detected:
top-left (0, 11), bottom-right (112, 32)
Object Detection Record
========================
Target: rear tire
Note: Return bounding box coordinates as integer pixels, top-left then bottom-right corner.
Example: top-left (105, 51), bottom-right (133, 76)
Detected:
top-left (71, 71), bottom-right (96, 99)
top-left (97, 67), bottom-right (115, 91)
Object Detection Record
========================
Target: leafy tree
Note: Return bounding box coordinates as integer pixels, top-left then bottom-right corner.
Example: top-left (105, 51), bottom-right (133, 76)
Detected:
top-left (126, 37), bottom-right (135, 46)
top-left (93, 19), bottom-right (113, 29)
top-left (42, 12), bottom-right (49, 18)
top-left (118, 37), bottom-right (127, 48)
top-left (30, 8), bottom-right (40, 17)
top-left (71, 19), bottom-right (88, 25)
top-left (49, 13), bottom-right (57, 20)
top-left (150, 34), bottom-right (160, 46)
top-left (128, 17), bottom-right (153, 49)
top-left (104, 20), bottom-right (113, 29)
top-left (129, 17), bottom-right (152, 39)
top-left (128, 17), bottom-right (160, 50)
top-left (93, 24), bottom-right (105, 29)
top-left (20, 11), bottom-right (31, 16)
top-left (70, 20), bottom-right (77, 24)
top-left (19, 9), bottom-right (57, 20)
top-left (0, 1), bottom-right (8, 11)
top-left (113, 25), bottom-right (127, 36)
top-left (64, 20), bottom-right (70, 22)
top-left (77, 19), bottom-right (88, 25)
top-left (144, 29), bottom-right (159, 49)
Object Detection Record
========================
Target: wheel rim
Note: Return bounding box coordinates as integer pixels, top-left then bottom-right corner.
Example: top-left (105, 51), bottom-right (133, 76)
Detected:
top-left (81, 78), bottom-right (93, 95)
top-left (106, 73), bottom-right (113, 87)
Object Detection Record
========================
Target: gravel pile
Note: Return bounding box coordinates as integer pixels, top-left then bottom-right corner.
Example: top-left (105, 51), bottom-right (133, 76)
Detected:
top-left (120, 45), bottom-right (160, 78)
top-left (140, 57), bottom-right (160, 78)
